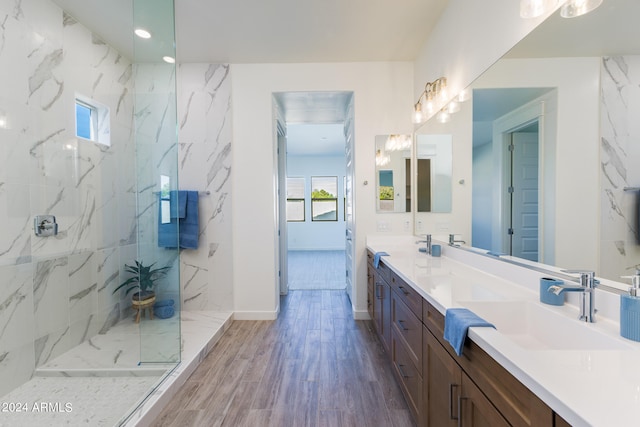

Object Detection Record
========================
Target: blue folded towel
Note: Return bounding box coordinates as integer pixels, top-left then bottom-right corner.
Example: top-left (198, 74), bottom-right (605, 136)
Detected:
top-left (373, 251), bottom-right (389, 268)
top-left (444, 308), bottom-right (495, 356)
top-left (158, 190), bottom-right (200, 249)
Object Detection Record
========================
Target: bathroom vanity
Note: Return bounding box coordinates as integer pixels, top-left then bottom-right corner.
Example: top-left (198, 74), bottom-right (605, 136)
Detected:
top-left (366, 236), bottom-right (640, 427)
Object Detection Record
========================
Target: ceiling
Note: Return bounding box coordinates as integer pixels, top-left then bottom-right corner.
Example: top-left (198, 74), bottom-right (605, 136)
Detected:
top-left (52, 0), bottom-right (450, 64)
top-left (51, 0), bottom-right (449, 156)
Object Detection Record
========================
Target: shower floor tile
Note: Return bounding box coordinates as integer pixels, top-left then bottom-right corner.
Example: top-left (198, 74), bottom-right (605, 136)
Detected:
top-left (0, 376), bottom-right (161, 427)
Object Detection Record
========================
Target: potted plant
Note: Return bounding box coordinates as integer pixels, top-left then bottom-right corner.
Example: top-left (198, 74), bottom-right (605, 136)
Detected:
top-left (113, 260), bottom-right (171, 302)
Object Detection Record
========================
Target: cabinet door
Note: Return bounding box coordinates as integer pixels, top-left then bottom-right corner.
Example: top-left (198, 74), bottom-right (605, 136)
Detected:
top-left (459, 373), bottom-right (510, 427)
top-left (367, 264), bottom-right (374, 319)
top-left (423, 326), bottom-right (461, 427)
top-left (374, 278), bottom-right (391, 351)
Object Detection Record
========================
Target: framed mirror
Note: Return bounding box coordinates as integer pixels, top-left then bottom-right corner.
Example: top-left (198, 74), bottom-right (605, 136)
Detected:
top-left (414, 0), bottom-right (640, 285)
top-left (375, 135), bottom-right (411, 213)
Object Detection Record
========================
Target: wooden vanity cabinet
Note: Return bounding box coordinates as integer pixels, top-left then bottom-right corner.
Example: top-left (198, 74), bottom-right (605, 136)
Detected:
top-left (366, 251), bottom-right (391, 352)
top-left (422, 299), bottom-right (553, 427)
top-left (366, 249), bottom-right (561, 426)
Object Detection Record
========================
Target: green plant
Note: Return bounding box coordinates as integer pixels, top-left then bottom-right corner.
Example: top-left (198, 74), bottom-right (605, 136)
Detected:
top-left (113, 260), bottom-right (171, 298)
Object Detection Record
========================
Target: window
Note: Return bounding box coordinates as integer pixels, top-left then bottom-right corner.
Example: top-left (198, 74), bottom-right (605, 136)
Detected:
top-left (286, 177), bottom-right (305, 222)
top-left (311, 176), bottom-right (338, 221)
top-left (75, 94), bottom-right (110, 146)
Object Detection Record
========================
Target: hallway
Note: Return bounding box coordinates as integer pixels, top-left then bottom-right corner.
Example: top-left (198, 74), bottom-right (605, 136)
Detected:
top-left (152, 290), bottom-right (414, 426)
top-left (288, 250), bottom-right (346, 290)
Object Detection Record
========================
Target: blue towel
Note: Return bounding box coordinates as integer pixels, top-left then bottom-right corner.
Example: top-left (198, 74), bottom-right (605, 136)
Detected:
top-left (373, 251), bottom-right (389, 268)
top-left (179, 191), bottom-right (199, 249)
top-left (169, 190), bottom-right (187, 219)
top-left (444, 308), bottom-right (495, 356)
top-left (158, 190), bottom-right (200, 249)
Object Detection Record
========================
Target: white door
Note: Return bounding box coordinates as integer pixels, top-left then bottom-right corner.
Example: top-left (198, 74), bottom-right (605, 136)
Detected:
top-left (344, 96), bottom-right (355, 302)
top-left (276, 122), bottom-right (289, 295)
top-left (510, 131), bottom-right (539, 261)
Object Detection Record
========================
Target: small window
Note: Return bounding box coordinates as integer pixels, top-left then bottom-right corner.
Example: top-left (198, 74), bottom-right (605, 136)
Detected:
top-left (75, 102), bottom-right (94, 140)
top-left (286, 177), bottom-right (305, 222)
top-left (75, 95), bottom-right (110, 146)
top-left (311, 176), bottom-right (338, 221)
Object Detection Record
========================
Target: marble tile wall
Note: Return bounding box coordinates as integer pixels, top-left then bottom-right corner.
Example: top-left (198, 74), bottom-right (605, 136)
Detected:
top-left (177, 64), bottom-right (234, 312)
top-left (0, 0), bottom-right (137, 397)
top-left (600, 55), bottom-right (640, 280)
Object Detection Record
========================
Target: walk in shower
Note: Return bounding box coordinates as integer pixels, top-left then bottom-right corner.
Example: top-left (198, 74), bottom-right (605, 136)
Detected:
top-left (0, 0), bottom-right (181, 425)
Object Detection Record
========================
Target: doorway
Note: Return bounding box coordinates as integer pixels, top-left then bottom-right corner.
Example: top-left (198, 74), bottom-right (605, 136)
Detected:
top-left (273, 91), bottom-right (355, 297)
top-left (505, 124), bottom-right (539, 261)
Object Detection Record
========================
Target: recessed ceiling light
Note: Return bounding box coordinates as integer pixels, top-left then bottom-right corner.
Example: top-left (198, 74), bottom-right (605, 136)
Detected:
top-left (162, 56), bottom-right (175, 64)
top-left (134, 28), bottom-right (151, 39)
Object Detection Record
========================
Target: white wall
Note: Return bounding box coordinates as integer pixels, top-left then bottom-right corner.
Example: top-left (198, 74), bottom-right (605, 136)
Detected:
top-left (472, 142), bottom-right (493, 249)
top-left (231, 62), bottom-right (414, 319)
top-left (287, 155), bottom-right (346, 251)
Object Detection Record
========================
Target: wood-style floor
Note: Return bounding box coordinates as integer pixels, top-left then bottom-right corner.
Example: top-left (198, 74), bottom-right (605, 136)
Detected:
top-left (152, 290), bottom-right (415, 427)
top-left (288, 250), bottom-right (346, 290)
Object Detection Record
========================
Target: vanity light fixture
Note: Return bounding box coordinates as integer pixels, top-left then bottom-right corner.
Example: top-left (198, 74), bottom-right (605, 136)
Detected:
top-left (134, 28), bottom-right (152, 39)
top-left (375, 149), bottom-right (391, 166)
top-left (560, 0), bottom-right (603, 18)
top-left (520, 0), bottom-right (558, 18)
top-left (162, 56), bottom-right (176, 64)
top-left (436, 109), bottom-right (451, 124)
top-left (385, 134), bottom-right (411, 152)
top-left (413, 77), bottom-right (447, 123)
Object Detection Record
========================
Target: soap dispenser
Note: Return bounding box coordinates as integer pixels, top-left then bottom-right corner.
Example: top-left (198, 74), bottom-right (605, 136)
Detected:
top-left (620, 270), bottom-right (640, 342)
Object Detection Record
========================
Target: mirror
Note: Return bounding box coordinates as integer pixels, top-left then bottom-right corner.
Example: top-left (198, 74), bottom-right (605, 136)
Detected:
top-left (375, 135), bottom-right (411, 212)
top-left (416, 134), bottom-right (452, 213)
top-left (414, 0), bottom-right (640, 284)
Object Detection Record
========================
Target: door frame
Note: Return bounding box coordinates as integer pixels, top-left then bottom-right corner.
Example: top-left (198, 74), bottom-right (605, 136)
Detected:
top-left (492, 100), bottom-right (545, 260)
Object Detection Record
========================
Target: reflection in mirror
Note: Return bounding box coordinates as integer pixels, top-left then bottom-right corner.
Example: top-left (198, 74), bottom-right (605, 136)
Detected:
top-left (375, 135), bottom-right (411, 213)
top-left (416, 134), bottom-right (452, 213)
top-left (414, 0), bottom-right (640, 284)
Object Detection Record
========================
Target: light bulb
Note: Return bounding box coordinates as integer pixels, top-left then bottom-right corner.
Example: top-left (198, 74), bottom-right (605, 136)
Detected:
top-left (560, 0), bottom-right (603, 18)
top-left (414, 103), bottom-right (423, 123)
top-left (447, 101), bottom-right (460, 114)
top-left (520, 0), bottom-right (558, 18)
top-left (436, 110), bottom-right (450, 124)
top-left (162, 56), bottom-right (175, 64)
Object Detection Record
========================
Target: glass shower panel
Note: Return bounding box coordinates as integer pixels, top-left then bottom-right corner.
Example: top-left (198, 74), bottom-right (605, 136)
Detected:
top-left (133, 0), bottom-right (181, 364)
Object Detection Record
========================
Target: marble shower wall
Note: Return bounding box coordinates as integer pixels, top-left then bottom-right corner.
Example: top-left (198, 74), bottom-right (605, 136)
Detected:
top-left (0, 0), bottom-right (136, 396)
top-left (177, 64), bottom-right (234, 311)
top-left (600, 55), bottom-right (640, 280)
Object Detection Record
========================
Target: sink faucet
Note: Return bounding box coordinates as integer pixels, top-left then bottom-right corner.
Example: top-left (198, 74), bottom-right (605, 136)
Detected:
top-left (448, 234), bottom-right (466, 247)
top-left (415, 234), bottom-right (432, 255)
top-left (548, 270), bottom-right (597, 323)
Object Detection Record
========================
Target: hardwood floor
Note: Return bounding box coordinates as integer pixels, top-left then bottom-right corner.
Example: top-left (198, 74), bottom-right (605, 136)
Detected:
top-left (152, 290), bottom-right (415, 427)
top-left (288, 250), bottom-right (346, 290)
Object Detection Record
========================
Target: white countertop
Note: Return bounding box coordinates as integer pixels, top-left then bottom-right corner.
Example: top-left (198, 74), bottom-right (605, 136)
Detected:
top-left (366, 235), bottom-right (640, 427)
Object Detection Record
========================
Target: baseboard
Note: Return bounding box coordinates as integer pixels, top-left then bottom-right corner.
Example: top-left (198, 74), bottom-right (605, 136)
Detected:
top-left (233, 310), bottom-right (278, 320)
top-left (353, 309), bottom-right (371, 320)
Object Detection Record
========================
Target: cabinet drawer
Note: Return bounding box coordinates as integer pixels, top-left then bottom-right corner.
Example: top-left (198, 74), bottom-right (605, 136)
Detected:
top-left (390, 271), bottom-right (422, 318)
top-left (366, 250), bottom-right (374, 267)
top-left (391, 328), bottom-right (422, 424)
top-left (392, 293), bottom-right (422, 373)
top-left (376, 260), bottom-right (392, 283)
top-left (423, 298), bottom-right (445, 339)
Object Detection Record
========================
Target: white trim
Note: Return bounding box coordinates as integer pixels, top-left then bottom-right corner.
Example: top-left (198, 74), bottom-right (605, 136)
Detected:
top-left (491, 91), bottom-right (556, 262)
top-left (233, 310), bottom-right (279, 320)
top-left (353, 309), bottom-right (370, 320)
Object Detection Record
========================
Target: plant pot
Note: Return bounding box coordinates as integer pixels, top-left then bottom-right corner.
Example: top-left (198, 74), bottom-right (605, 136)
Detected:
top-left (131, 291), bottom-right (156, 323)
top-left (132, 290), bottom-right (155, 303)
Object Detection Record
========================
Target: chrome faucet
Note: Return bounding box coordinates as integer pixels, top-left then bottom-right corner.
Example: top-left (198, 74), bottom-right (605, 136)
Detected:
top-left (416, 234), bottom-right (432, 255)
top-left (448, 234), bottom-right (466, 247)
top-left (548, 270), bottom-right (597, 323)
